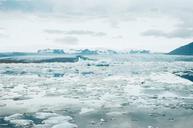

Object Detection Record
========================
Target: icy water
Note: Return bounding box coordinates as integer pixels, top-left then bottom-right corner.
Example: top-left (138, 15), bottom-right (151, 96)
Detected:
top-left (0, 54), bottom-right (193, 128)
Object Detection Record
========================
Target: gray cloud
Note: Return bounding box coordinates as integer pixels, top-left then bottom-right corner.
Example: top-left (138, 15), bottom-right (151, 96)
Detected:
top-left (142, 28), bottom-right (193, 39)
top-left (4, 0), bottom-right (193, 33)
top-left (1, 0), bottom-right (193, 19)
top-left (54, 36), bottom-right (79, 45)
top-left (44, 29), bottom-right (64, 34)
top-left (133, 0), bottom-right (193, 39)
top-left (0, 33), bottom-right (4, 37)
top-left (0, 32), bottom-right (8, 38)
top-left (0, 0), bottom-right (130, 17)
top-left (2, 0), bottom-right (193, 39)
top-left (0, 0), bottom-right (51, 12)
top-left (142, 30), bottom-right (168, 37)
top-left (0, 27), bottom-right (7, 38)
top-left (112, 35), bottom-right (123, 39)
top-left (44, 29), bottom-right (107, 37)
top-left (65, 30), bottom-right (107, 36)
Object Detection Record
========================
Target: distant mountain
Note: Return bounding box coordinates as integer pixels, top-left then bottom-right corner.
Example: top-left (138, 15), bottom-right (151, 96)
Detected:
top-left (37, 49), bottom-right (65, 54)
top-left (97, 50), bottom-right (117, 54)
top-left (169, 42), bottom-right (193, 55)
top-left (74, 49), bottom-right (117, 55)
top-left (129, 50), bottom-right (150, 54)
top-left (77, 49), bottom-right (98, 55)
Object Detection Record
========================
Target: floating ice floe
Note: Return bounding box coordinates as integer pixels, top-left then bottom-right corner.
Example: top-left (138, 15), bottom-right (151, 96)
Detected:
top-left (51, 122), bottom-right (78, 128)
top-left (8, 119), bottom-right (33, 127)
top-left (79, 108), bottom-right (95, 114)
top-left (3, 112), bottom-right (78, 128)
top-left (42, 116), bottom-right (73, 125)
top-left (4, 113), bottom-right (34, 127)
top-left (34, 112), bottom-right (59, 120)
top-left (150, 72), bottom-right (193, 85)
top-left (4, 113), bottom-right (24, 121)
top-left (33, 112), bottom-right (77, 128)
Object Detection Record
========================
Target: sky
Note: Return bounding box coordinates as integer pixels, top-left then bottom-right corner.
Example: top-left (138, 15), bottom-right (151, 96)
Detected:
top-left (0, 0), bottom-right (193, 52)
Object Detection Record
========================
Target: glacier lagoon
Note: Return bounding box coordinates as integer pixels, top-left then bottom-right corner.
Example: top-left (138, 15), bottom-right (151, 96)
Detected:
top-left (0, 54), bottom-right (193, 128)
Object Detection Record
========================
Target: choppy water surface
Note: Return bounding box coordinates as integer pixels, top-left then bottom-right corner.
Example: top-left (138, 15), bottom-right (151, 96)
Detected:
top-left (0, 54), bottom-right (193, 128)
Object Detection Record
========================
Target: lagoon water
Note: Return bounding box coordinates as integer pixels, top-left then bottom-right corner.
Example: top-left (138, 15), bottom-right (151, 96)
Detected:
top-left (0, 54), bottom-right (193, 128)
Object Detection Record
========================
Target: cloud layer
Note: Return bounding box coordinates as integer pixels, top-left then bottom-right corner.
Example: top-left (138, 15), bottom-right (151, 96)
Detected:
top-left (54, 36), bottom-right (79, 45)
top-left (142, 28), bottom-right (193, 39)
top-left (1, 0), bottom-right (193, 39)
top-left (1, 0), bottom-right (193, 52)
top-left (44, 29), bottom-right (107, 37)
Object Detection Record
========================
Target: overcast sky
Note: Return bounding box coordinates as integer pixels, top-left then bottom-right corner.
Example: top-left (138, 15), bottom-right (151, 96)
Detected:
top-left (0, 0), bottom-right (193, 52)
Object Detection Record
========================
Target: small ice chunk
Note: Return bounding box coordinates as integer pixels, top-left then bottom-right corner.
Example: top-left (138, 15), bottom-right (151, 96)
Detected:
top-left (100, 118), bottom-right (105, 122)
top-left (52, 122), bottom-right (78, 128)
top-left (4, 113), bottom-right (33, 127)
top-left (79, 108), bottom-right (95, 114)
top-left (34, 124), bottom-right (50, 128)
top-left (43, 116), bottom-right (73, 125)
top-left (90, 121), bottom-right (96, 125)
top-left (106, 111), bottom-right (122, 116)
top-left (34, 112), bottom-right (58, 119)
top-left (9, 119), bottom-right (33, 127)
top-left (0, 103), bottom-right (6, 107)
top-left (4, 113), bottom-right (23, 121)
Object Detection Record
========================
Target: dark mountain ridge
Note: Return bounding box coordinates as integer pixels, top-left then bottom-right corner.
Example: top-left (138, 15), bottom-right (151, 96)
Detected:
top-left (169, 42), bottom-right (193, 55)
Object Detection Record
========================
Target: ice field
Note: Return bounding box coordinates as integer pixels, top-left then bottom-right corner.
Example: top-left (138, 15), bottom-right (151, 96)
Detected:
top-left (0, 54), bottom-right (193, 128)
